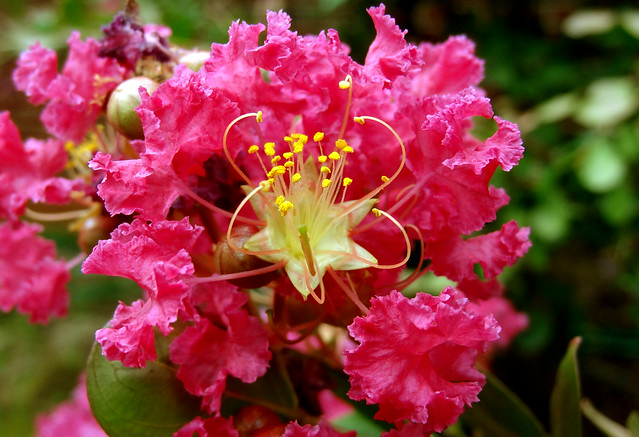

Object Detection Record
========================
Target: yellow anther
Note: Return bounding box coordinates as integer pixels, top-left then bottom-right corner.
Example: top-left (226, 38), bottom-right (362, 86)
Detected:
top-left (259, 180), bottom-right (272, 191)
top-left (271, 155), bottom-right (282, 163)
top-left (381, 175), bottom-right (390, 183)
top-left (343, 146), bottom-right (354, 153)
top-left (284, 136), bottom-right (293, 143)
top-left (278, 200), bottom-right (294, 216)
top-left (284, 161), bottom-right (295, 168)
top-left (354, 116), bottom-right (365, 125)
top-left (274, 165), bottom-right (286, 175)
top-left (292, 173), bottom-right (302, 182)
top-left (318, 155), bottom-right (328, 163)
top-left (264, 142), bottom-right (276, 156)
top-left (256, 111), bottom-right (263, 123)
top-left (293, 143), bottom-right (304, 154)
top-left (339, 80), bottom-right (351, 89)
top-left (313, 132), bottom-right (325, 142)
top-left (372, 208), bottom-right (381, 217)
top-left (328, 151), bottom-right (340, 161)
top-left (343, 177), bottom-right (353, 187)
top-left (248, 145), bottom-right (259, 154)
top-left (283, 152), bottom-right (293, 159)
top-left (320, 166), bottom-right (331, 173)
top-left (336, 139), bottom-right (348, 150)
top-left (322, 179), bottom-right (332, 188)
top-left (276, 195), bottom-right (285, 206)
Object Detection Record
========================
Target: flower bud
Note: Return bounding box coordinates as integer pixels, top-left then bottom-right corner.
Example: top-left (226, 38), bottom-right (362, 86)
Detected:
top-left (233, 405), bottom-right (282, 437)
top-left (106, 77), bottom-right (159, 139)
top-left (178, 51), bottom-right (209, 71)
top-left (213, 225), bottom-right (280, 289)
top-left (77, 214), bottom-right (119, 254)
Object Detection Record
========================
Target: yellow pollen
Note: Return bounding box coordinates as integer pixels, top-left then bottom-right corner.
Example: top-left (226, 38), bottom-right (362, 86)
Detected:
top-left (372, 208), bottom-right (381, 217)
top-left (328, 151), bottom-right (340, 161)
top-left (343, 146), bottom-right (354, 153)
top-left (284, 136), bottom-right (293, 143)
top-left (276, 195), bottom-right (285, 206)
top-left (248, 145), bottom-right (259, 154)
top-left (354, 116), bottom-right (365, 125)
top-left (271, 155), bottom-right (281, 163)
top-left (264, 142), bottom-right (276, 156)
top-left (278, 200), bottom-right (294, 216)
top-left (320, 166), bottom-right (331, 173)
top-left (339, 80), bottom-right (351, 89)
top-left (343, 177), bottom-right (353, 187)
top-left (256, 111), bottom-right (263, 123)
top-left (381, 175), bottom-right (390, 182)
top-left (336, 139), bottom-right (348, 150)
top-left (322, 179), bottom-right (332, 188)
top-left (313, 132), bottom-right (325, 142)
top-left (283, 152), bottom-right (293, 159)
top-left (292, 173), bottom-right (301, 182)
top-left (284, 161), bottom-right (295, 168)
top-left (318, 155), bottom-right (328, 163)
top-left (293, 143), bottom-right (304, 153)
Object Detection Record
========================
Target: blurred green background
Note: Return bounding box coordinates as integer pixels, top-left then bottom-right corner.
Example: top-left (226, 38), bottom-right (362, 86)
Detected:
top-left (1, 0), bottom-right (638, 435)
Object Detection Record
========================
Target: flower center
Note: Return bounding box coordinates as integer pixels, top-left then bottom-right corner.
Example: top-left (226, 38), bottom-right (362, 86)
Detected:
top-left (222, 76), bottom-right (411, 304)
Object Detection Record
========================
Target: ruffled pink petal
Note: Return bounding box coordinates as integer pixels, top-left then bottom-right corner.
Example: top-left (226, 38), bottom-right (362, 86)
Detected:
top-left (170, 284), bottom-right (271, 414)
top-left (426, 221), bottom-right (532, 295)
top-left (12, 42), bottom-right (59, 105)
top-left (344, 289), bottom-right (500, 432)
top-left (409, 35), bottom-right (484, 97)
top-left (364, 5), bottom-right (419, 86)
top-left (0, 221), bottom-right (70, 323)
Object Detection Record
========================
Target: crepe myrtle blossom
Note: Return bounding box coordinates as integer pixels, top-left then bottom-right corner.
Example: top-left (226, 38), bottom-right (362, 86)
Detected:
top-left (4, 1), bottom-right (532, 435)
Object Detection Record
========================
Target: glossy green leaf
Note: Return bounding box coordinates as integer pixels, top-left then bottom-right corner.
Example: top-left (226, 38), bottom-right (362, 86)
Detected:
top-left (461, 369), bottom-right (547, 437)
top-left (550, 337), bottom-right (582, 437)
top-left (86, 334), bottom-right (202, 437)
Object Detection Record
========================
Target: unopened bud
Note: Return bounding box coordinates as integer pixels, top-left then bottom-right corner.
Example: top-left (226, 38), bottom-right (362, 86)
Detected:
top-left (178, 51), bottom-right (209, 71)
top-left (213, 225), bottom-right (281, 288)
top-left (106, 77), bottom-right (159, 139)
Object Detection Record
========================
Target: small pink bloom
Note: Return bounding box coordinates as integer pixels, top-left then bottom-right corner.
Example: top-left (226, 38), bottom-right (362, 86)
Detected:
top-left (0, 112), bottom-right (85, 221)
top-left (36, 375), bottom-right (106, 437)
top-left (170, 283), bottom-right (271, 413)
top-left (13, 32), bottom-right (125, 142)
top-left (0, 221), bottom-right (70, 323)
top-left (173, 416), bottom-right (238, 437)
top-left (344, 288), bottom-right (500, 432)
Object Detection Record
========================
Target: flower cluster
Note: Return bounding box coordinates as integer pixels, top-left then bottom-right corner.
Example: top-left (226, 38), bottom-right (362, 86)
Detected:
top-left (3, 2), bottom-right (531, 436)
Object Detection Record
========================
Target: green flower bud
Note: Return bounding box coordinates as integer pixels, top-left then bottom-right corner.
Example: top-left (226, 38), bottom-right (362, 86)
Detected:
top-left (106, 76), bottom-right (159, 139)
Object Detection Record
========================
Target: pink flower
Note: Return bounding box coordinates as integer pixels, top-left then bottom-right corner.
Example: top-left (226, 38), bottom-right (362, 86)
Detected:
top-left (467, 296), bottom-right (529, 351)
top-left (82, 218), bottom-right (202, 367)
top-left (344, 288), bottom-right (500, 432)
top-left (0, 111), bottom-right (85, 221)
top-left (0, 221), bottom-right (70, 323)
top-left (170, 283), bottom-right (271, 414)
top-left (36, 375), bottom-right (106, 437)
top-left (283, 421), bottom-right (356, 437)
top-left (13, 32), bottom-right (125, 143)
top-left (173, 416), bottom-right (238, 437)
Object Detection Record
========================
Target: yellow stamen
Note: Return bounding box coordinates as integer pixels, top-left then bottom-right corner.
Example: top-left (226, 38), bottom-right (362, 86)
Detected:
top-left (320, 166), bottom-right (331, 173)
top-left (343, 177), bottom-right (353, 187)
top-left (271, 155), bottom-right (282, 164)
top-left (336, 139), bottom-right (348, 150)
top-left (283, 152), bottom-right (294, 159)
top-left (278, 200), bottom-right (294, 216)
top-left (264, 142), bottom-right (276, 156)
top-left (313, 132), bottom-right (325, 142)
top-left (292, 173), bottom-right (302, 182)
top-left (322, 179), bottom-right (332, 188)
top-left (381, 175), bottom-right (389, 182)
top-left (248, 145), bottom-right (259, 154)
top-left (318, 155), bottom-right (328, 163)
top-left (328, 152), bottom-right (340, 161)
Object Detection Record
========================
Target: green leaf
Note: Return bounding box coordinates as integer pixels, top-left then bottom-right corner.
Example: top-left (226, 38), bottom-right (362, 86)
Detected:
top-left (86, 333), bottom-right (202, 437)
top-left (550, 337), bottom-right (583, 437)
top-left (461, 369), bottom-right (547, 437)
